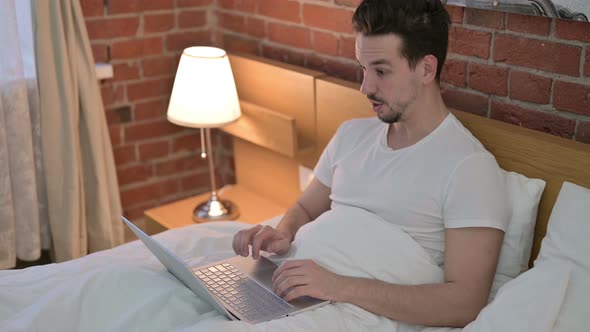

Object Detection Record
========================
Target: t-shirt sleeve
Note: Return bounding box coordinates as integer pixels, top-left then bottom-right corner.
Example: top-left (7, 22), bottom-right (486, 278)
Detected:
top-left (443, 152), bottom-right (510, 231)
top-left (313, 121), bottom-right (349, 188)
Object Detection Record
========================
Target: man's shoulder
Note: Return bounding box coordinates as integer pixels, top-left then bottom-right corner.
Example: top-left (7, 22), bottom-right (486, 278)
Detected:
top-left (440, 114), bottom-right (491, 157)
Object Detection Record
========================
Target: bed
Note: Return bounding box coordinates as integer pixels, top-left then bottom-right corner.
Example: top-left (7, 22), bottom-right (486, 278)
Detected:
top-left (1, 54), bottom-right (589, 332)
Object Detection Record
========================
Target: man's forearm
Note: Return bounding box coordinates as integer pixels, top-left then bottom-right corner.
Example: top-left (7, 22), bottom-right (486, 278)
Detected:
top-left (336, 277), bottom-right (487, 328)
top-left (275, 202), bottom-right (314, 242)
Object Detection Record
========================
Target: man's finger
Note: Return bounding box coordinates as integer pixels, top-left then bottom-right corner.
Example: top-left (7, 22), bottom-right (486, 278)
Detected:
top-left (275, 275), bottom-right (308, 298)
top-left (283, 285), bottom-right (311, 302)
top-left (251, 228), bottom-right (276, 259)
top-left (239, 225), bottom-right (262, 257)
top-left (272, 259), bottom-right (307, 282)
top-left (272, 267), bottom-right (306, 292)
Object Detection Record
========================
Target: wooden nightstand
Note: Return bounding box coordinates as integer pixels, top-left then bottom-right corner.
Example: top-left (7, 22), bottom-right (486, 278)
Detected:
top-left (143, 184), bottom-right (288, 234)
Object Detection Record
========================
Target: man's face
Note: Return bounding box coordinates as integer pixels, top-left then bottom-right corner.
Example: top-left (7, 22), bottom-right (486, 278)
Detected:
top-left (356, 34), bottom-right (421, 124)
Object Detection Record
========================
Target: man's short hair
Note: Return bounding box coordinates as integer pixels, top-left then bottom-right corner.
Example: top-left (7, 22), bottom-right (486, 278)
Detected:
top-left (352, 0), bottom-right (451, 82)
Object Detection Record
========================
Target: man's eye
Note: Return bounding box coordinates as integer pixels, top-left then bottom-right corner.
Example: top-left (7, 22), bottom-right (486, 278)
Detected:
top-left (376, 69), bottom-right (385, 76)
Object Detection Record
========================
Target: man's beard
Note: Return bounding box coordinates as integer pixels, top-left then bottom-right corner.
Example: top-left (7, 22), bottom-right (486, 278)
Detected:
top-left (378, 107), bottom-right (402, 124)
top-left (369, 94), bottom-right (404, 124)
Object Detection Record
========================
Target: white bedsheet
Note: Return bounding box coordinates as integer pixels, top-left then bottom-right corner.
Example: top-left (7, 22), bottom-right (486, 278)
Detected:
top-left (0, 214), bottom-right (461, 332)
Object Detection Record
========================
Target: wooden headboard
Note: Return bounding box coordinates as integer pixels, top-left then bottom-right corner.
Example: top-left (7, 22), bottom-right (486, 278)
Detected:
top-left (225, 54), bottom-right (590, 267)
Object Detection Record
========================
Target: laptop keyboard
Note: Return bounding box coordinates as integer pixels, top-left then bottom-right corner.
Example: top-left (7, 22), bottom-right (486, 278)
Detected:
top-left (195, 263), bottom-right (293, 322)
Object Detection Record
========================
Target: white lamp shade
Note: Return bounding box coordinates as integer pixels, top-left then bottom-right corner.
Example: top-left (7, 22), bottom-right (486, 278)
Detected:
top-left (167, 47), bottom-right (241, 128)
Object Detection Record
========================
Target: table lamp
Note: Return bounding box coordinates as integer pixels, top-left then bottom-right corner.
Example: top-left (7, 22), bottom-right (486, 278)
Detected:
top-left (167, 46), bottom-right (241, 222)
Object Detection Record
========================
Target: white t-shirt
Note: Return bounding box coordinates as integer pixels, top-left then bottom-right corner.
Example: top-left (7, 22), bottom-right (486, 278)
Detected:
top-left (314, 113), bottom-right (510, 265)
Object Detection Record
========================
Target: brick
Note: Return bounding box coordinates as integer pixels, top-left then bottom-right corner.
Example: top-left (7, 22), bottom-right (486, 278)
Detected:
top-left (91, 44), bottom-right (109, 62)
top-left (465, 8), bottom-right (504, 30)
top-left (335, 0), bottom-right (359, 8)
top-left (313, 31), bottom-right (339, 56)
top-left (117, 164), bottom-right (153, 186)
top-left (144, 13), bottom-right (175, 34)
top-left (217, 0), bottom-right (255, 12)
top-left (221, 34), bottom-right (259, 55)
top-left (246, 17), bottom-right (265, 38)
top-left (109, 125), bottom-right (122, 146)
top-left (156, 155), bottom-right (207, 176)
top-left (85, 17), bottom-right (139, 40)
top-left (100, 84), bottom-right (125, 107)
top-left (441, 89), bottom-right (488, 116)
top-left (258, 0), bottom-right (300, 23)
top-left (340, 36), bottom-right (356, 60)
top-left (494, 34), bottom-right (581, 76)
top-left (111, 37), bottom-right (164, 60)
top-left (80, 0), bottom-right (104, 17)
top-left (180, 172), bottom-right (211, 192)
top-left (166, 31), bottom-right (212, 52)
top-left (112, 63), bottom-right (140, 82)
top-left (303, 4), bottom-right (353, 33)
top-left (441, 59), bottom-right (467, 87)
top-left (491, 101), bottom-right (575, 138)
top-left (139, 140), bottom-right (170, 161)
top-left (446, 5), bottom-right (464, 24)
top-left (124, 120), bottom-right (181, 142)
top-left (110, 105), bottom-right (132, 123)
top-left (306, 54), bottom-right (358, 82)
top-left (509, 71), bottom-right (552, 104)
top-left (261, 45), bottom-right (306, 67)
top-left (448, 27), bottom-right (491, 59)
top-left (268, 23), bottom-right (311, 49)
top-left (113, 145), bottom-right (136, 166)
top-left (177, 0), bottom-right (212, 7)
top-left (105, 109), bottom-right (120, 125)
top-left (468, 63), bottom-right (508, 96)
top-left (142, 56), bottom-right (177, 78)
top-left (134, 99), bottom-right (168, 121)
top-left (120, 179), bottom-right (179, 207)
top-left (109, 0), bottom-right (174, 13)
top-left (107, 0), bottom-right (140, 14)
top-left (218, 12), bottom-right (246, 33)
top-left (178, 10), bottom-right (208, 29)
top-left (553, 81), bottom-right (590, 116)
top-left (173, 132), bottom-right (202, 153)
top-left (585, 49), bottom-right (590, 77)
top-left (127, 78), bottom-right (174, 102)
top-left (506, 13), bottom-right (551, 36)
top-left (577, 121), bottom-right (590, 144)
top-left (556, 20), bottom-right (590, 43)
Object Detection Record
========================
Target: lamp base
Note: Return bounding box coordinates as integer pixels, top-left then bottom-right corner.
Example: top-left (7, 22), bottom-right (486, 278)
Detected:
top-left (193, 195), bottom-right (239, 223)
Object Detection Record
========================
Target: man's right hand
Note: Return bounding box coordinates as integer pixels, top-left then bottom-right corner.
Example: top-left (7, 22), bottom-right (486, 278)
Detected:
top-left (232, 225), bottom-right (292, 259)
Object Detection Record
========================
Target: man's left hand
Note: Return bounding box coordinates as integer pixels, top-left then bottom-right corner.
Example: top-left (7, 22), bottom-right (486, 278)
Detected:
top-left (272, 259), bottom-right (344, 302)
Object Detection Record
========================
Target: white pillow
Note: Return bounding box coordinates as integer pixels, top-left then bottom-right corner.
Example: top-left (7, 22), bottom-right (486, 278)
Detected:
top-left (464, 260), bottom-right (571, 332)
top-left (490, 171), bottom-right (545, 298)
top-left (535, 181), bottom-right (590, 331)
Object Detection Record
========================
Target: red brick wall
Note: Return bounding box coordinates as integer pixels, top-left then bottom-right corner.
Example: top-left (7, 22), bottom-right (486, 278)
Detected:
top-left (81, 0), bottom-right (590, 221)
top-left (81, 0), bottom-right (235, 220)
top-left (215, 1), bottom-right (590, 143)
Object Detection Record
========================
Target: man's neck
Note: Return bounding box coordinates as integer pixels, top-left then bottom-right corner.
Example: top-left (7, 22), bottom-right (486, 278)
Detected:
top-left (386, 88), bottom-right (448, 150)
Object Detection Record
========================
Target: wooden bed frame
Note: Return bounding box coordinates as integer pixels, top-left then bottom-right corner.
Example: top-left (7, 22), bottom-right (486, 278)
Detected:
top-left (224, 53), bottom-right (590, 267)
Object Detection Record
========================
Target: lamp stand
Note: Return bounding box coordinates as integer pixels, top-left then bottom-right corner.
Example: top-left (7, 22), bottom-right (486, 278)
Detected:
top-left (193, 128), bottom-right (239, 222)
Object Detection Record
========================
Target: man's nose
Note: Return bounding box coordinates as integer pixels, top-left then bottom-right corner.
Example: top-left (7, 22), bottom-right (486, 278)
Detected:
top-left (360, 73), bottom-right (374, 96)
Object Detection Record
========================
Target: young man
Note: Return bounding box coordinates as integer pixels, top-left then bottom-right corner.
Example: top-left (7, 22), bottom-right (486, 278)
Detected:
top-left (232, 0), bottom-right (509, 327)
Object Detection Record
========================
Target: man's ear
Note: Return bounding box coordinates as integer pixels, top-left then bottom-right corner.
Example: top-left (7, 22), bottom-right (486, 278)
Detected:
top-left (421, 55), bottom-right (438, 84)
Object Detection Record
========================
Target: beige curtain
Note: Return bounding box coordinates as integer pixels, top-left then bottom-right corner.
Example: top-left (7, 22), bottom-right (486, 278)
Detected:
top-left (32, 0), bottom-right (124, 262)
top-left (0, 0), bottom-right (50, 269)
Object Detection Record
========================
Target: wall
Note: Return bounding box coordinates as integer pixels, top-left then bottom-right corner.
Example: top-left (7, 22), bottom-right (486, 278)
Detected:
top-left (81, 0), bottom-right (590, 222)
top-left (215, 0), bottom-right (590, 143)
top-left (80, 0), bottom-right (237, 222)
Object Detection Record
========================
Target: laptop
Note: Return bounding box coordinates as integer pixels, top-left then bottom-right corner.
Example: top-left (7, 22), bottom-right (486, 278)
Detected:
top-left (121, 216), bottom-right (329, 324)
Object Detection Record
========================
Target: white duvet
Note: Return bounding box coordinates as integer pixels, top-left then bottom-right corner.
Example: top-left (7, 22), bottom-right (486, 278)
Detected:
top-left (0, 207), bottom-right (460, 332)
